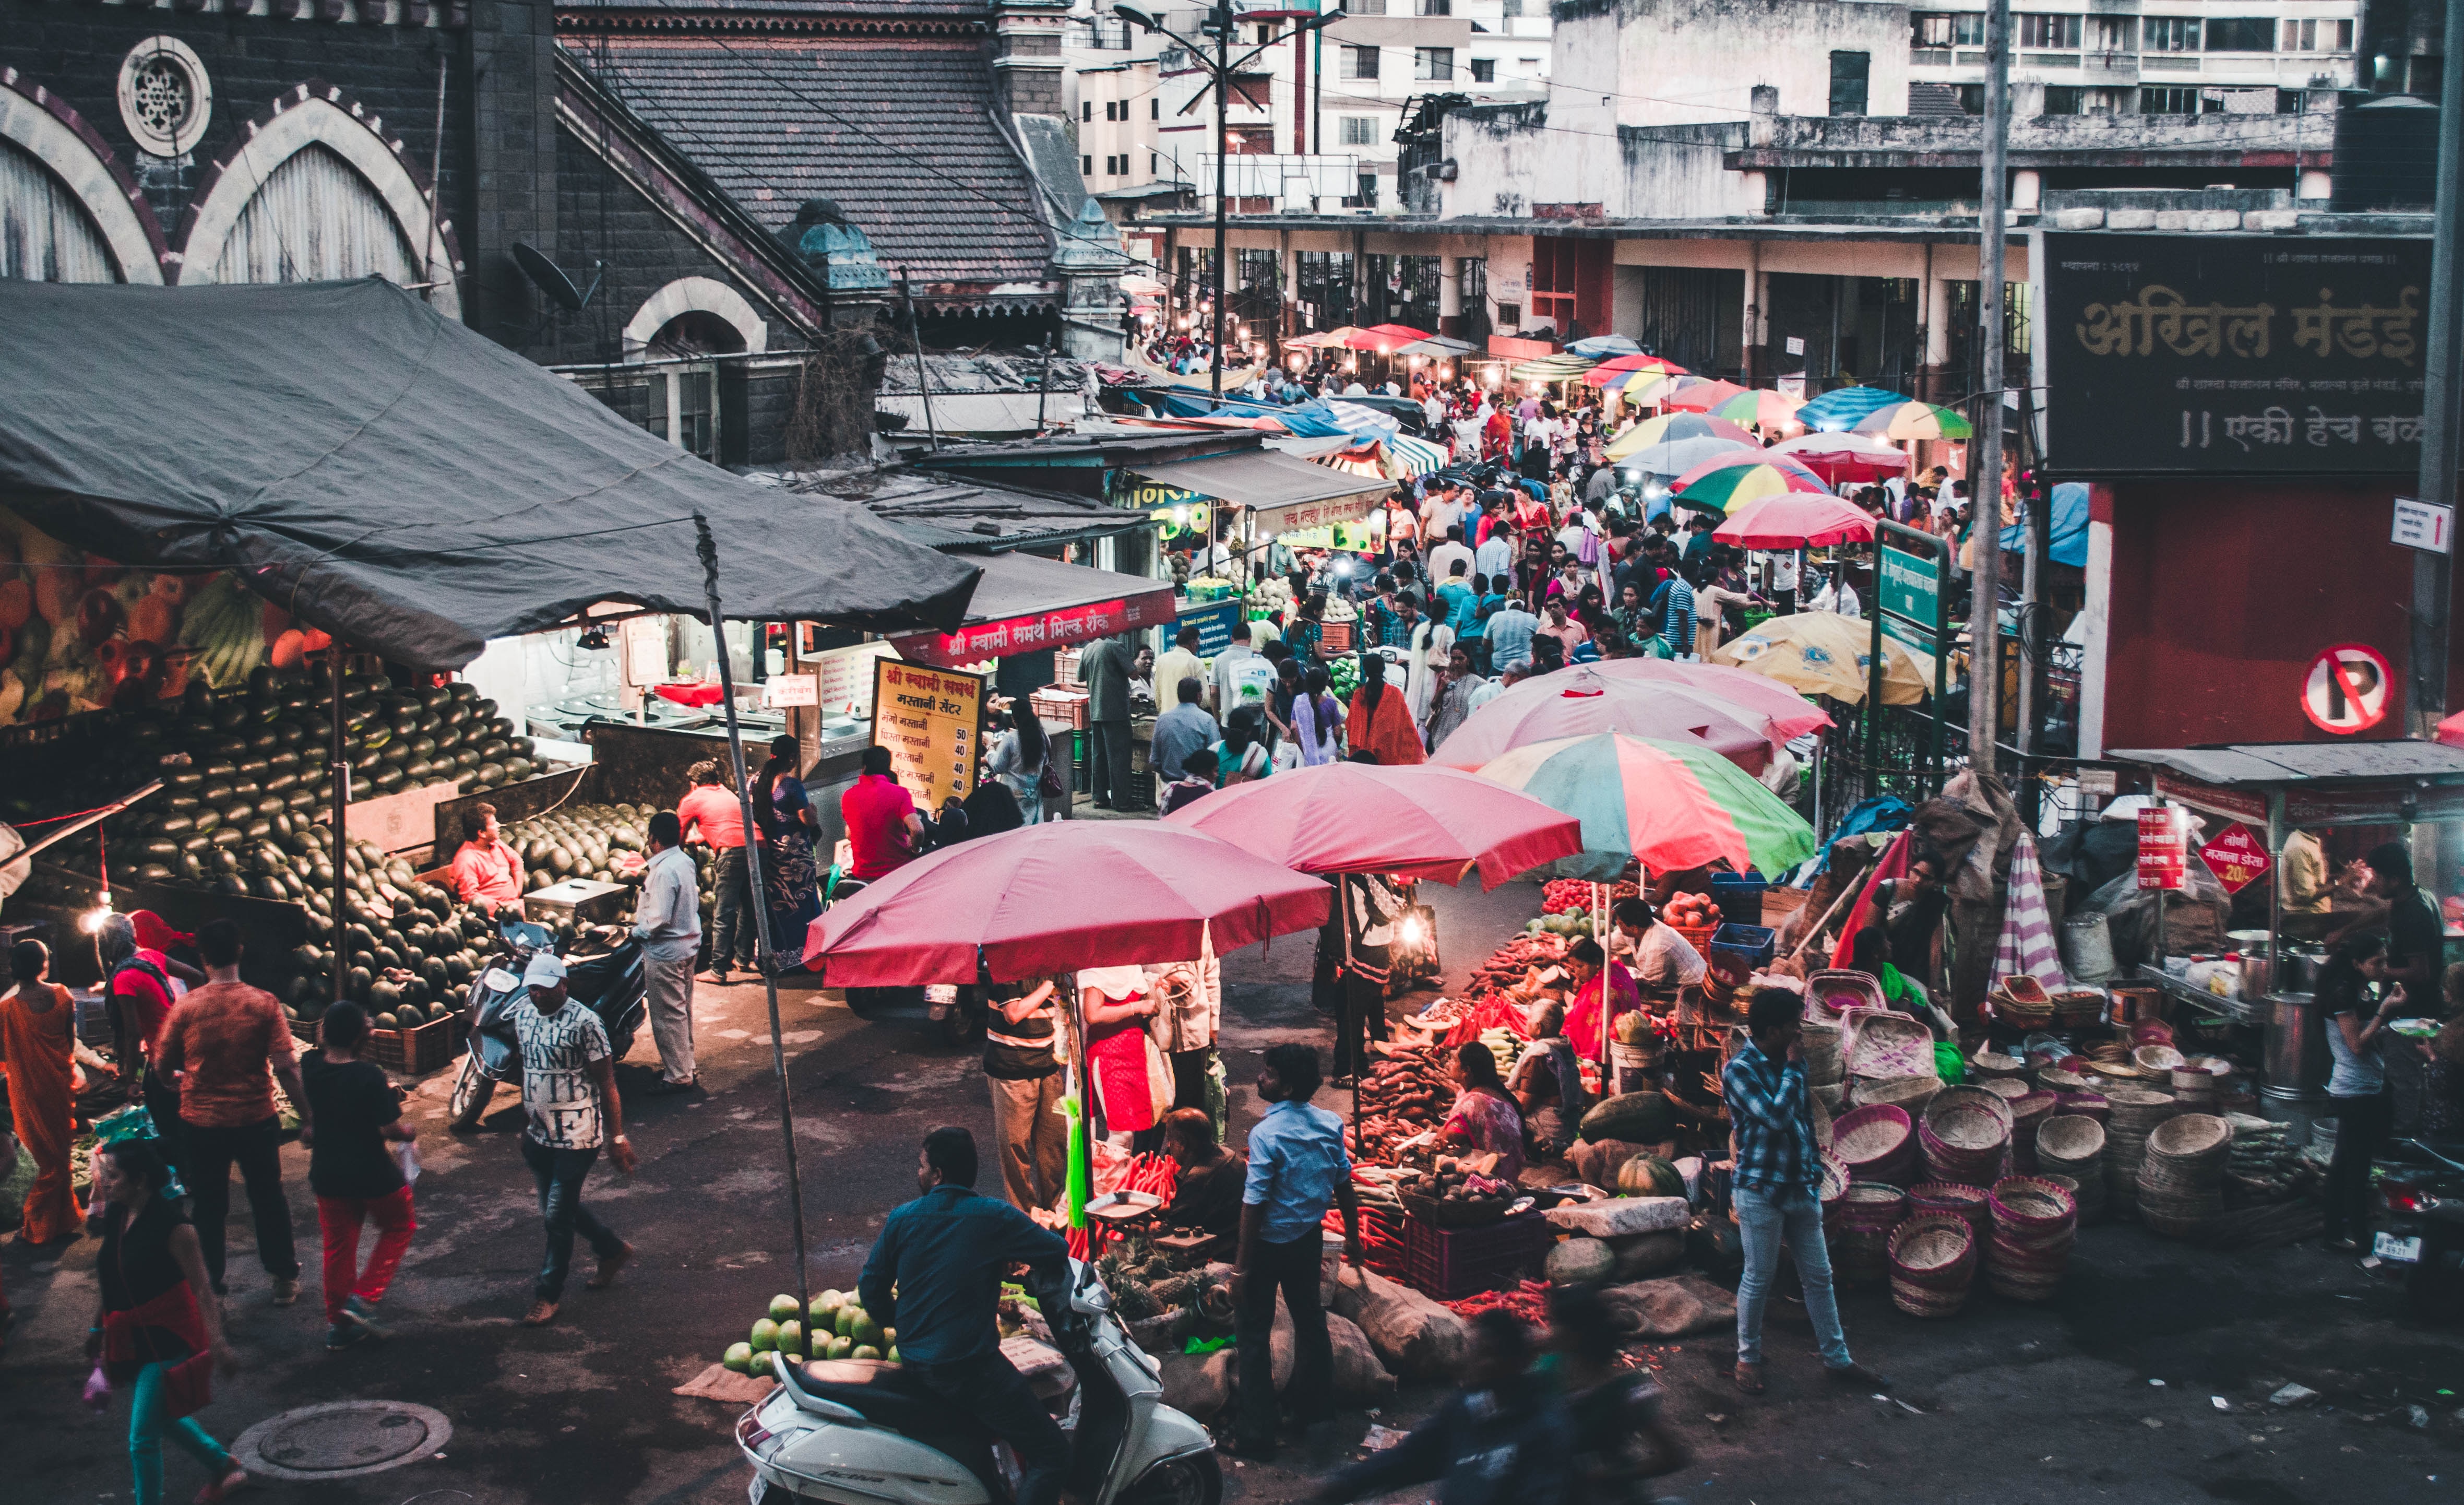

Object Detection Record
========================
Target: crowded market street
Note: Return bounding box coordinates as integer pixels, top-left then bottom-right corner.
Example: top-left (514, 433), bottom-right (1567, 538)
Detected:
top-left (0, 867), bottom-right (2452, 1505)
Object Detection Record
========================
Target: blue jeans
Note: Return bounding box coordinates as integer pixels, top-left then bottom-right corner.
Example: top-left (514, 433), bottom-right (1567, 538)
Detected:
top-left (129, 1360), bottom-right (230, 1505)
top-left (1733, 1182), bottom-right (1852, 1369)
top-left (710, 846), bottom-right (757, 969)
top-left (521, 1136), bottom-right (624, 1302)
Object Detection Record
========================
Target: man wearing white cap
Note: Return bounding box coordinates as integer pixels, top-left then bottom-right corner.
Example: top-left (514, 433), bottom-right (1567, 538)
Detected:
top-left (509, 950), bottom-right (637, 1326)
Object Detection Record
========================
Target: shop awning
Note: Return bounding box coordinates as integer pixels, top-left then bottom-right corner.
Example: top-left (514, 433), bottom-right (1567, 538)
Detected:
top-left (1124, 449), bottom-right (1393, 536)
top-left (885, 552), bottom-right (1177, 668)
top-left (0, 279), bottom-right (979, 670)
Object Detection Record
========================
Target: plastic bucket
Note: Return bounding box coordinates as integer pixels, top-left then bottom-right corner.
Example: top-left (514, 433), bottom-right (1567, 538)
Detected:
top-left (2060, 911), bottom-right (2116, 983)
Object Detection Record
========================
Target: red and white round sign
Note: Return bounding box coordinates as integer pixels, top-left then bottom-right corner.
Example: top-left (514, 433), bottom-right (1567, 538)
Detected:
top-left (2302, 642), bottom-right (2392, 734)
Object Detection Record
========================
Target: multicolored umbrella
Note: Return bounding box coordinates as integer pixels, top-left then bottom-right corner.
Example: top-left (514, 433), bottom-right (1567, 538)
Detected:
top-left (1659, 377), bottom-right (1752, 413)
top-left (1160, 762), bottom-right (1583, 889)
top-left (1711, 611), bottom-right (1932, 706)
top-left (1474, 733), bottom-right (1819, 881)
top-left (1430, 664), bottom-right (1790, 775)
top-left (1510, 353), bottom-right (1601, 383)
top-left (1712, 493), bottom-right (1878, 549)
top-left (1602, 411), bottom-right (1756, 463)
top-left (1703, 388), bottom-right (1807, 430)
top-left (1796, 385), bottom-right (1912, 432)
top-left (1769, 431), bottom-right (1911, 484)
top-left (1615, 434), bottom-right (1759, 477)
top-left (1583, 658), bottom-right (1835, 740)
top-left (1851, 400), bottom-right (1973, 441)
top-left (1668, 450), bottom-right (1834, 514)
top-left (1583, 353), bottom-right (1689, 388)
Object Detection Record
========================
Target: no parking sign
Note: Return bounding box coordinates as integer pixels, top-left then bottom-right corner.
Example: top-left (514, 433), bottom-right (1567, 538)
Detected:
top-left (2301, 643), bottom-right (2392, 735)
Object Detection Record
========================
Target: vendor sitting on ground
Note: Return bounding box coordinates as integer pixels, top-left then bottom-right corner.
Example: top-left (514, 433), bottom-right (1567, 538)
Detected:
top-left (1440, 1040), bottom-right (1526, 1180)
top-left (449, 804), bottom-right (525, 916)
top-left (1159, 1107), bottom-right (1246, 1249)
top-left (1610, 896), bottom-right (1705, 998)
top-left (1507, 1000), bottom-right (1589, 1166)
top-left (1561, 937), bottom-right (1643, 1063)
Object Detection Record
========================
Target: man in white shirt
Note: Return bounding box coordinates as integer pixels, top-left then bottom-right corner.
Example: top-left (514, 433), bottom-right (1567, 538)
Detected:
top-left (1812, 570), bottom-right (1861, 618)
top-left (1474, 507), bottom-right (1515, 581)
top-left (1420, 483), bottom-right (1465, 542)
top-left (1152, 624), bottom-right (1207, 719)
top-left (1610, 897), bottom-right (1705, 991)
top-left (1399, 594), bottom-right (1453, 723)
top-left (1209, 619), bottom-right (1269, 713)
top-left (1343, 378), bottom-right (1370, 397)
top-left (1756, 549), bottom-right (1800, 615)
top-left (631, 810), bottom-right (704, 1093)
top-left (1421, 390), bottom-right (1445, 430)
top-left (1425, 524), bottom-right (1473, 588)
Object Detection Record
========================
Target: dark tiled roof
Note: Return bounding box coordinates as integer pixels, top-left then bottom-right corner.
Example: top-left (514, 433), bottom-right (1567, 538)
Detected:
top-left (563, 0), bottom-right (989, 16)
top-left (568, 35), bottom-right (1055, 293)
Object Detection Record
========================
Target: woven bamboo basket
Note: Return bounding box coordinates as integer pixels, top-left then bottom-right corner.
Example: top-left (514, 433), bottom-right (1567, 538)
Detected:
top-left (1920, 1087), bottom-right (2016, 1187)
top-left (1986, 1176), bottom-right (2079, 1301)
top-left (1888, 1214), bottom-right (1979, 1317)
top-left (1808, 968), bottom-right (1888, 1016)
top-left (2035, 1067), bottom-right (2091, 1094)
top-left (1908, 1181), bottom-right (1993, 1244)
top-left (1969, 1050), bottom-right (2030, 1082)
top-left (2133, 1044), bottom-right (2187, 1075)
top-left (1844, 1010), bottom-right (1939, 1082)
top-left (2007, 1090), bottom-right (2060, 1172)
top-left (1971, 1077), bottom-right (2031, 1103)
top-left (2053, 1089), bottom-right (2111, 1123)
top-left (1851, 1074), bottom-right (1944, 1113)
top-left (1826, 1183), bottom-right (1911, 1287)
top-left (1833, 1104), bottom-right (1920, 1184)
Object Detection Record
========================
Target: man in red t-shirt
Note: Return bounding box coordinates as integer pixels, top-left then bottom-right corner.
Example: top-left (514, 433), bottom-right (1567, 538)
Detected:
top-left (450, 805), bottom-right (526, 915)
top-left (677, 761), bottom-right (756, 982)
top-left (841, 746), bottom-right (924, 882)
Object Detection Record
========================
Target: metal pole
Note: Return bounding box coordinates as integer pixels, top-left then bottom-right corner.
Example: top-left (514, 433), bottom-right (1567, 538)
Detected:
top-left (902, 274), bottom-right (939, 452)
top-left (2407, 0), bottom-right (2464, 736)
top-left (1968, 0), bottom-right (2010, 776)
top-left (423, 56), bottom-right (448, 291)
top-left (1211, 4), bottom-right (1231, 399)
top-left (330, 644), bottom-right (350, 1008)
top-left (695, 515), bottom-right (811, 1314)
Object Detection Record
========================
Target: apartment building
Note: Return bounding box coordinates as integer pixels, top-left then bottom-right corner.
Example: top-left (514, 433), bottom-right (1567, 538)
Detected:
top-left (1903, 0), bottom-right (2363, 116)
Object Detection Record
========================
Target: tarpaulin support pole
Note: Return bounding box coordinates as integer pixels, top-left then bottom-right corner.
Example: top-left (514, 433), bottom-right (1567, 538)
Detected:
top-left (330, 643), bottom-right (349, 1009)
top-left (698, 513), bottom-right (811, 1315)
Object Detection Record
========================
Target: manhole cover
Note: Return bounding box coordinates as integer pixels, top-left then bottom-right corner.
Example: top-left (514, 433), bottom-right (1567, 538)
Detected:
top-left (231, 1400), bottom-right (453, 1482)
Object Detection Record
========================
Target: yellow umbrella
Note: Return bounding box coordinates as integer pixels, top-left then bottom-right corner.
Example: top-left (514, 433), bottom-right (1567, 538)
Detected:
top-left (1711, 611), bottom-right (1932, 706)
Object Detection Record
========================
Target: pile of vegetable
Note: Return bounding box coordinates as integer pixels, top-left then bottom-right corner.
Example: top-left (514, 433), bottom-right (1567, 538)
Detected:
top-left (1354, 1046), bottom-right (1451, 1163)
top-left (1444, 1279), bottom-right (1549, 1324)
top-left (1541, 879), bottom-right (1637, 915)
top-left (1393, 1156), bottom-right (1517, 1221)
top-left (1662, 892), bottom-right (1722, 930)
top-left (1439, 993), bottom-right (1532, 1053)
top-left (1463, 932), bottom-right (1566, 996)
top-left (722, 1289), bottom-right (897, 1374)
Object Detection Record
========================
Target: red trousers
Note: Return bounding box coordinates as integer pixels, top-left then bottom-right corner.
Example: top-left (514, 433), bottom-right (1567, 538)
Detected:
top-left (316, 1186), bottom-right (416, 1324)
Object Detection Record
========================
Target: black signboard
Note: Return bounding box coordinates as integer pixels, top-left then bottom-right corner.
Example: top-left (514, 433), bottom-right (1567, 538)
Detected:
top-left (2041, 232), bottom-right (2430, 476)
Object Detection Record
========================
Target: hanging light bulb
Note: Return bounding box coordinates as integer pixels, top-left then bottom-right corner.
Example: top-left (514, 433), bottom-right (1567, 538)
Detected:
top-left (80, 893), bottom-right (115, 934)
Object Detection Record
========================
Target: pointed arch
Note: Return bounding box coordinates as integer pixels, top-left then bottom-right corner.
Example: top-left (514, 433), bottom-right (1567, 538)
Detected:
top-left (177, 80), bottom-right (461, 318)
top-left (0, 67), bottom-right (168, 284)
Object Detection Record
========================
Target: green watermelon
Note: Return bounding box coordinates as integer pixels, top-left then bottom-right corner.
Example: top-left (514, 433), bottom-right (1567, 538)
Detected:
top-left (1615, 1153), bottom-right (1686, 1199)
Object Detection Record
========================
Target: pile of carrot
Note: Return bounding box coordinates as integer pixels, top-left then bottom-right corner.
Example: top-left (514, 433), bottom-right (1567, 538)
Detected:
top-left (1445, 1279), bottom-right (1551, 1324)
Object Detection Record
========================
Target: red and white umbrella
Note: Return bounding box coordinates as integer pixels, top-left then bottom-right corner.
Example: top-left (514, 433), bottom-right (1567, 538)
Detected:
top-left (1430, 665), bottom-right (1791, 775)
top-left (1713, 492), bottom-right (1878, 549)
top-left (1578, 659), bottom-right (1836, 740)
top-left (1161, 762), bottom-right (1582, 889)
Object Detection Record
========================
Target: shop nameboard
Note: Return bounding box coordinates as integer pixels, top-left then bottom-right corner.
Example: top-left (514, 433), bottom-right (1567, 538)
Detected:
top-left (1249, 490), bottom-right (1388, 538)
top-left (1277, 520), bottom-right (1381, 552)
top-left (2196, 822), bottom-right (2272, 895)
top-left (2286, 783), bottom-right (2464, 827)
top-left (2137, 805), bottom-right (2186, 890)
top-left (1177, 598), bottom-right (1244, 658)
top-left (2300, 642), bottom-right (2392, 734)
top-left (887, 593), bottom-right (1179, 670)
top-left (1112, 477), bottom-right (1211, 512)
top-left (2041, 232), bottom-right (2431, 475)
top-left (1878, 544), bottom-right (1940, 630)
top-left (871, 659), bottom-right (985, 805)
top-left (810, 641), bottom-right (898, 719)
top-left (2150, 771), bottom-right (2271, 824)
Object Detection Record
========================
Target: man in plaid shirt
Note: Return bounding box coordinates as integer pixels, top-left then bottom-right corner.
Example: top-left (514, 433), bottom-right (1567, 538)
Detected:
top-left (1722, 987), bottom-right (1890, 1397)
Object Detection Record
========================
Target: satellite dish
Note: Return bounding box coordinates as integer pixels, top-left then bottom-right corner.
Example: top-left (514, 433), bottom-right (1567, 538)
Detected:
top-left (511, 242), bottom-right (591, 312)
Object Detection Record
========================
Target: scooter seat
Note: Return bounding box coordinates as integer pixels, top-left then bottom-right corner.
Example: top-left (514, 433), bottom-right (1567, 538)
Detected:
top-left (793, 1359), bottom-right (958, 1433)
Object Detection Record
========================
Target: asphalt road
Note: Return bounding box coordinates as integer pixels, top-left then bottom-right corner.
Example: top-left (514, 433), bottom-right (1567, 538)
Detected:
top-left (3, 872), bottom-right (2460, 1505)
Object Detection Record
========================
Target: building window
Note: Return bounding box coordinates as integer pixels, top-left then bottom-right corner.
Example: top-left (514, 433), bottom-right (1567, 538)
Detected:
top-left (1348, 0), bottom-right (1387, 12)
top-left (117, 37), bottom-right (213, 159)
top-left (2283, 19), bottom-right (2354, 52)
top-left (1417, 0), bottom-right (1451, 14)
top-left (1255, 22), bottom-right (1279, 43)
top-left (2141, 85), bottom-right (2199, 112)
top-left (1343, 45), bottom-right (1382, 80)
top-left (1458, 256), bottom-right (1489, 339)
top-left (2017, 14), bottom-right (2081, 49)
top-left (2089, 16), bottom-right (2132, 53)
top-left (2204, 17), bottom-right (2274, 52)
top-left (1912, 12), bottom-right (1985, 49)
top-left (1415, 46), bottom-right (1455, 80)
top-left (1150, 152), bottom-right (1159, 173)
top-left (2043, 85), bottom-right (2084, 113)
top-left (1828, 51), bottom-right (1870, 115)
top-left (1956, 82), bottom-right (1985, 113)
top-left (1471, 57), bottom-right (1496, 82)
top-left (1298, 251), bottom-right (1355, 327)
top-left (647, 364), bottom-right (720, 463)
top-left (2142, 17), bottom-right (2198, 53)
top-left (1340, 115), bottom-right (1378, 145)
top-left (1083, 154), bottom-right (1096, 174)
top-left (1151, 99), bottom-right (1160, 118)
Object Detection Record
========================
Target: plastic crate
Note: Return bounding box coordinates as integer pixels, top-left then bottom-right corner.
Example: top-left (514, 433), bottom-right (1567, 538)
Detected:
top-left (1709, 871), bottom-right (1768, 926)
top-left (1707, 922), bottom-right (1777, 987)
top-left (1029, 686), bottom-right (1089, 731)
top-left (1398, 1210), bottom-right (1553, 1300)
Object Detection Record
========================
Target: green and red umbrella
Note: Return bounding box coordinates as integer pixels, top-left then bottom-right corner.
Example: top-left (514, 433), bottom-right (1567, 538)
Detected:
top-left (1851, 400), bottom-right (1973, 441)
top-left (1703, 388), bottom-right (1806, 431)
top-left (1473, 732), bottom-right (1818, 881)
top-left (1668, 449), bottom-right (1834, 514)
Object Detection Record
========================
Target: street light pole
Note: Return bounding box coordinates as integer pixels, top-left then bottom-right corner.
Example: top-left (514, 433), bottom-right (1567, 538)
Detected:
top-left (1967, 0), bottom-right (2010, 776)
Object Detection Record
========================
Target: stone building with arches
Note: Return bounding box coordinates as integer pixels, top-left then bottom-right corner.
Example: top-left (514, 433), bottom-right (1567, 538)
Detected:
top-left (1, 0), bottom-right (1125, 466)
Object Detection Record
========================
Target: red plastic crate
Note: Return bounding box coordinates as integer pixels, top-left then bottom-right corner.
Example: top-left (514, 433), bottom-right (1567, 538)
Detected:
top-left (1398, 1211), bottom-right (1553, 1300)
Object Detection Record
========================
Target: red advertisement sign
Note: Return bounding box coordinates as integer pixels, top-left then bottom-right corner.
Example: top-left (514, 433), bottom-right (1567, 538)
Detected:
top-left (888, 591), bottom-right (1177, 669)
top-left (2196, 822), bottom-right (2273, 895)
top-left (2137, 806), bottom-right (2186, 891)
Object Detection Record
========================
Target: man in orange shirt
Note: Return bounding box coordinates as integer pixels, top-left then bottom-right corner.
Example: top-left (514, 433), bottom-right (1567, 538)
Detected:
top-left (678, 761), bottom-right (756, 982)
top-left (152, 918), bottom-right (313, 1301)
top-left (449, 804), bottom-right (525, 915)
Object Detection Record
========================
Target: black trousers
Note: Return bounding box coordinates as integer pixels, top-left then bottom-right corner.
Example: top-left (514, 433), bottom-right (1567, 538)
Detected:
top-left (185, 1116), bottom-right (299, 1287)
top-left (2326, 1089), bottom-right (2394, 1244)
top-left (907, 1349), bottom-right (1072, 1505)
top-left (1236, 1234), bottom-right (1334, 1445)
top-left (1089, 719), bottom-right (1135, 809)
top-left (1334, 969), bottom-right (1389, 1081)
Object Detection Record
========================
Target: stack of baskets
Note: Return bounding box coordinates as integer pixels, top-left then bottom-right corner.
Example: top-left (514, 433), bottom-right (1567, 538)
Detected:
top-left (2036, 1066), bottom-right (2091, 1095)
top-left (1850, 1074), bottom-right (1943, 1113)
top-left (1990, 976), bottom-right (2055, 1030)
top-left (2034, 1115), bottom-right (2109, 1222)
top-left (2134, 1045), bottom-right (2187, 1077)
top-left (2007, 1091), bottom-right (2060, 1173)
top-left (1920, 1087), bottom-right (2016, 1188)
top-left (1832, 1104), bottom-right (1921, 1185)
top-left (1986, 1176), bottom-right (2079, 1302)
top-left (1969, 1050), bottom-right (2030, 1083)
top-left (2053, 1089), bottom-right (2111, 1124)
top-left (2050, 989), bottom-right (2108, 1030)
top-left (1909, 1181), bottom-right (1993, 1245)
top-left (2103, 1087), bottom-right (2179, 1218)
top-left (2171, 1058), bottom-right (2229, 1113)
top-left (1807, 968), bottom-right (1887, 1017)
top-left (1826, 1183), bottom-right (1911, 1286)
top-left (1803, 1015), bottom-right (1847, 1111)
top-left (1844, 1010), bottom-right (1940, 1084)
top-left (1888, 1214), bottom-right (1980, 1318)
top-left (1971, 1077), bottom-right (2032, 1105)
top-left (2136, 1112), bottom-right (2232, 1239)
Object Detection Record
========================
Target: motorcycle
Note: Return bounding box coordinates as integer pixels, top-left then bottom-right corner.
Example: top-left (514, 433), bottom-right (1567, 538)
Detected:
top-left (2373, 1137), bottom-right (2464, 1322)
top-left (737, 1259), bottom-right (1221, 1505)
top-left (446, 917), bottom-right (649, 1130)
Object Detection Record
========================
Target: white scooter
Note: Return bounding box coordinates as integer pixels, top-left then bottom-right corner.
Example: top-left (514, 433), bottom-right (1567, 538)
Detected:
top-left (737, 1260), bottom-right (1221, 1505)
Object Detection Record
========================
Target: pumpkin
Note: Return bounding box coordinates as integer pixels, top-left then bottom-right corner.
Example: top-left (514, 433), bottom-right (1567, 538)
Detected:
top-left (1545, 1237), bottom-right (1616, 1285)
top-left (1616, 1154), bottom-right (1686, 1200)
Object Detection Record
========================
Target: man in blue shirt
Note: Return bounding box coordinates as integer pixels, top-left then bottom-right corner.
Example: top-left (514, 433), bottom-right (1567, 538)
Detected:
top-left (1721, 989), bottom-right (1888, 1399)
top-left (860, 1128), bottom-right (1073, 1505)
top-left (1648, 569), bottom-right (1695, 659)
top-left (1485, 596), bottom-right (1540, 673)
top-left (1233, 1044), bottom-right (1362, 1459)
top-left (1435, 559), bottom-right (1477, 639)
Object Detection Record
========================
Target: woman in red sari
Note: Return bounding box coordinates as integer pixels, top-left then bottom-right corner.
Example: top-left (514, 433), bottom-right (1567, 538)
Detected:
top-left (3, 939), bottom-right (111, 1246)
top-left (1560, 936), bottom-right (1644, 1065)
top-left (1344, 656), bottom-right (1426, 766)
top-left (1078, 967), bottom-right (1162, 1152)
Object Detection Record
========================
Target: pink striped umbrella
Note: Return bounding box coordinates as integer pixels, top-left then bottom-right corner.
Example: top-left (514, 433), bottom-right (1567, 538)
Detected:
top-left (1159, 762), bottom-right (1582, 888)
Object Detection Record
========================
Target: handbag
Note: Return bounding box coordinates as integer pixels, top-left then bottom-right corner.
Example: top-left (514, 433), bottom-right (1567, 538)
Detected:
top-left (1035, 749), bottom-right (1067, 802)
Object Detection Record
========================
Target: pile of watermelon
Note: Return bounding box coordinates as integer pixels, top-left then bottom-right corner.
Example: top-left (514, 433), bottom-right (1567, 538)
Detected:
top-left (723, 1290), bottom-right (898, 1374)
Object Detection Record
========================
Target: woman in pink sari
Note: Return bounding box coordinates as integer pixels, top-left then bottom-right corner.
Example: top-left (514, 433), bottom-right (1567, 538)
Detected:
top-left (1440, 1040), bottom-right (1526, 1180)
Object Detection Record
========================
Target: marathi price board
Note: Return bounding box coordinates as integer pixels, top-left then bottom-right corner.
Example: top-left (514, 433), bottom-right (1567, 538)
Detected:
top-left (2137, 805), bottom-right (2186, 891)
top-left (872, 660), bottom-right (986, 807)
top-left (2197, 822), bottom-right (2273, 895)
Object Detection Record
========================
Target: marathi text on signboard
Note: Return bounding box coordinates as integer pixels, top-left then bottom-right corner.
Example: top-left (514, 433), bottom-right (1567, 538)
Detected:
top-left (2042, 233), bottom-right (2431, 475)
top-left (1878, 545), bottom-right (1939, 630)
top-left (2197, 822), bottom-right (2273, 896)
top-left (2137, 805), bottom-right (2186, 891)
top-left (871, 659), bottom-right (985, 807)
top-left (887, 592), bottom-right (1178, 670)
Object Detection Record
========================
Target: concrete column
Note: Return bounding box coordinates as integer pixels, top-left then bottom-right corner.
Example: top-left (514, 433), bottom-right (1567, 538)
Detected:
top-left (1280, 234), bottom-right (1299, 339)
top-left (1743, 242), bottom-right (1766, 385)
top-left (1924, 259), bottom-right (1954, 400)
top-left (2013, 170), bottom-right (2042, 212)
top-left (1439, 252), bottom-right (1464, 338)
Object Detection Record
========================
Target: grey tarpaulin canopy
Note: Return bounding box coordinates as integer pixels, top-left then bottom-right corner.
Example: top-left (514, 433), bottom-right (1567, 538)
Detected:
top-left (0, 279), bottom-right (980, 669)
